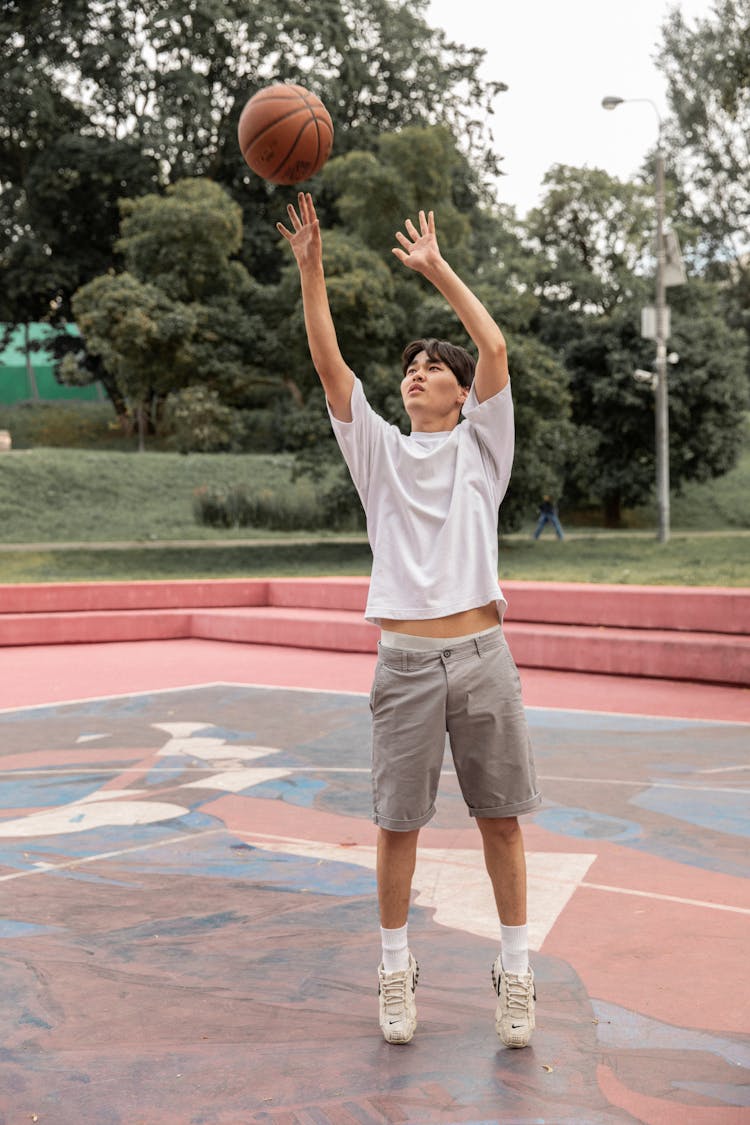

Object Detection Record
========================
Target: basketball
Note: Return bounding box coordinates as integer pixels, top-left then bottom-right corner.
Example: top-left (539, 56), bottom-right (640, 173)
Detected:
top-left (237, 83), bottom-right (334, 185)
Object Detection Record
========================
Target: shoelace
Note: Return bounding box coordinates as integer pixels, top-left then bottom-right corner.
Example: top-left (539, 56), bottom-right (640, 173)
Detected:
top-left (381, 972), bottom-right (410, 1015)
top-left (502, 973), bottom-right (533, 1013)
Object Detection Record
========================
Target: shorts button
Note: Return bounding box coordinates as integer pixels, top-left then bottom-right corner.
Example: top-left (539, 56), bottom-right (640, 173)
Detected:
top-left (443, 649), bottom-right (452, 657)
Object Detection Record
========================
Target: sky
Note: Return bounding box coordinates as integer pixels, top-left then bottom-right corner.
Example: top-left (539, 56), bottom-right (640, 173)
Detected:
top-left (426, 0), bottom-right (714, 215)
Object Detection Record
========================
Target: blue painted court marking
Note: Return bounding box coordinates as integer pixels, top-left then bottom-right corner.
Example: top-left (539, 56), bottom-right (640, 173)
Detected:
top-left (526, 708), bottom-right (711, 732)
top-left (0, 683), bottom-right (748, 887)
top-left (592, 999), bottom-right (750, 1069)
top-left (631, 786), bottom-right (750, 839)
top-left (0, 920), bottom-right (59, 939)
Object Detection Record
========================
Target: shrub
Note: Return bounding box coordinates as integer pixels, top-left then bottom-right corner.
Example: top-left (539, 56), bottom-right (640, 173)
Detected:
top-left (0, 401), bottom-right (122, 449)
top-left (192, 474), bottom-right (365, 532)
top-left (193, 482), bottom-right (322, 530)
top-left (165, 385), bottom-right (241, 453)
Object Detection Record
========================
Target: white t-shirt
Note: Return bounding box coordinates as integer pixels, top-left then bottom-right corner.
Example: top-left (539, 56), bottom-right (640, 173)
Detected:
top-left (328, 375), bottom-right (515, 624)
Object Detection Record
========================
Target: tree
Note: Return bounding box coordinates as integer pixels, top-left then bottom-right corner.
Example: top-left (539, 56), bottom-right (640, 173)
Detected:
top-left (527, 164), bottom-right (654, 314)
top-left (0, 0), bottom-right (504, 295)
top-left (70, 179), bottom-right (276, 445)
top-left (527, 165), bottom-right (749, 523)
top-left (71, 272), bottom-right (196, 450)
top-left (657, 0), bottom-right (750, 372)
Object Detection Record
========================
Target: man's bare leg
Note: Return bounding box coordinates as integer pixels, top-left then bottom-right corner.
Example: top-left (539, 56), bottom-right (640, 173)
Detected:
top-left (477, 816), bottom-right (536, 1047)
top-left (377, 827), bottom-right (420, 927)
top-left (476, 816), bottom-right (527, 925)
top-left (376, 827), bottom-right (420, 1043)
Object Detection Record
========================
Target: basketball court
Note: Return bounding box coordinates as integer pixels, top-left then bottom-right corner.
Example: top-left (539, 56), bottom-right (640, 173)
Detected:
top-left (0, 637), bottom-right (747, 1124)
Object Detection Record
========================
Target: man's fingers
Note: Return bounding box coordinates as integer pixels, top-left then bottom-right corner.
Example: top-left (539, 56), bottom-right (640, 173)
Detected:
top-left (395, 230), bottom-right (411, 249)
top-left (428, 210), bottom-right (435, 233)
top-left (276, 222), bottom-right (293, 242)
top-left (304, 192), bottom-right (318, 223)
top-left (286, 203), bottom-right (303, 232)
top-left (404, 217), bottom-right (419, 240)
top-left (392, 247), bottom-right (412, 266)
top-left (419, 210), bottom-right (429, 234)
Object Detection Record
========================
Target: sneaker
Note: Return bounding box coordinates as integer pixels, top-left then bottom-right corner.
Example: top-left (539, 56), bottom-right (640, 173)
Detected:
top-left (378, 953), bottom-right (419, 1044)
top-left (491, 956), bottom-right (535, 1047)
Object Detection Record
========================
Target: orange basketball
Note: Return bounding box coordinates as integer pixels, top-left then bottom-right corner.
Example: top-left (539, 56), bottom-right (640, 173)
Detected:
top-left (237, 83), bottom-right (334, 185)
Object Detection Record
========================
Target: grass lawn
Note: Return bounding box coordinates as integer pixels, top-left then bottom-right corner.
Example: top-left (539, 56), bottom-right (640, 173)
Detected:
top-left (0, 533), bottom-right (747, 586)
top-left (0, 449), bottom-right (306, 542)
top-left (1, 437), bottom-right (748, 586)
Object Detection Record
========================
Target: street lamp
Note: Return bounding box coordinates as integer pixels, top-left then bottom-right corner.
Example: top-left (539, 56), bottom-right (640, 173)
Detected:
top-left (602, 95), bottom-right (670, 543)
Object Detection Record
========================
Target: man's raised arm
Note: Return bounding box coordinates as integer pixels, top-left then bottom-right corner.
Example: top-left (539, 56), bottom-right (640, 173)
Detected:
top-left (392, 210), bottom-right (508, 402)
top-left (277, 192), bottom-right (354, 421)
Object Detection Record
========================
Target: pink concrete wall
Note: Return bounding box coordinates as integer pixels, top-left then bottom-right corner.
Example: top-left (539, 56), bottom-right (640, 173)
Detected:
top-left (1, 577), bottom-right (748, 685)
top-left (0, 579), bottom-right (269, 614)
top-left (502, 581), bottom-right (750, 635)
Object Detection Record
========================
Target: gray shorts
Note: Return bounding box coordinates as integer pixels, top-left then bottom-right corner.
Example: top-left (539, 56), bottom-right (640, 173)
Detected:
top-left (369, 628), bottom-right (541, 830)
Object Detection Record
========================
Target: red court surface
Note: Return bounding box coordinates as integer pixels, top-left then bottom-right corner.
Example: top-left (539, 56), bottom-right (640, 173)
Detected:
top-left (0, 636), bottom-right (748, 1124)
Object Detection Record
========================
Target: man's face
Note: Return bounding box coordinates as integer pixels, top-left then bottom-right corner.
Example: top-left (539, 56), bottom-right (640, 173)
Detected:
top-left (400, 349), bottom-right (468, 429)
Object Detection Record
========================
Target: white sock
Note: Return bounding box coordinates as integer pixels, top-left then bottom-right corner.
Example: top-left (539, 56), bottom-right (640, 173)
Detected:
top-left (500, 923), bottom-right (529, 976)
top-left (381, 924), bottom-right (409, 973)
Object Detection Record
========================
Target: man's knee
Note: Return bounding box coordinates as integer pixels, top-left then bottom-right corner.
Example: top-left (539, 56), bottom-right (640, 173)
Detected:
top-left (378, 826), bottom-right (420, 849)
top-left (478, 815), bottom-right (521, 842)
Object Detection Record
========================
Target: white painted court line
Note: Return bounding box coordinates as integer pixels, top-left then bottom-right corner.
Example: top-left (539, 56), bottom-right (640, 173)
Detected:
top-left (237, 832), bottom-right (750, 919)
top-left (1, 764), bottom-right (747, 796)
top-left (695, 764), bottom-right (750, 775)
top-left (0, 828), bottom-right (225, 882)
top-left (0, 681), bottom-right (239, 714)
top-left (578, 880), bottom-right (750, 915)
top-left (538, 774), bottom-right (750, 795)
top-left (0, 679), bottom-right (747, 725)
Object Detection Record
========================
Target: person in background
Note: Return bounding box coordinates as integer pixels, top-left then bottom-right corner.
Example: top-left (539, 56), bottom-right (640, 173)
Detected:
top-left (533, 496), bottom-right (564, 540)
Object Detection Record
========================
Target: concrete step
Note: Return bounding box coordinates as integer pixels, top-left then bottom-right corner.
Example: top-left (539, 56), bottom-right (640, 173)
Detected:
top-left (0, 579), bottom-right (270, 614)
top-left (3, 603), bottom-right (748, 686)
top-left (2, 577), bottom-right (748, 634)
top-left (192, 606), bottom-right (378, 652)
top-left (507, 621), bottom-right (750, 686)
top-left (0, 609), bottom-right (192, 646)
top-left (503, 581), bottom-right (750, 635)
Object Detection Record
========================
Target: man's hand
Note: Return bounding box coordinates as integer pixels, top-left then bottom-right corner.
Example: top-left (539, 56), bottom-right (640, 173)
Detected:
top-left (392, 210), bottom-right (443, 276)
top-left (277, 192), bottom-right (322, 272)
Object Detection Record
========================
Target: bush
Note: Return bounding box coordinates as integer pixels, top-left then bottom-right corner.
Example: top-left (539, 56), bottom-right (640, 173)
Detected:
top-left (0, 401), bottom-right (123, 449)
top-left (193, 473), bottom-right (366, 532)
top-left (193, 482), bottom-right (321, 530)
top-left (165, 385), bottom-right (241, 453)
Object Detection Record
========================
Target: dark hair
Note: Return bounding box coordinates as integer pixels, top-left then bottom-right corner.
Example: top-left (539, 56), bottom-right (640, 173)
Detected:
top-left (401, 338), bottom-right (475, 389)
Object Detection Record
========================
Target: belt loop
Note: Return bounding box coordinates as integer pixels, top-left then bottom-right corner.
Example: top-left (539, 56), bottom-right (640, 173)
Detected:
top-left (402, 651), bottom-right (409, 672)
top-left (474, 636), bottom-right (482, 656)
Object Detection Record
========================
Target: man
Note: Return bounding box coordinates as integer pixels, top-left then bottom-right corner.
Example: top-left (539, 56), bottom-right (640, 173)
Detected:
top-left (533, 496), bottom-right (565, 540)
top-left (277, 193), bottom-right (541, 1047)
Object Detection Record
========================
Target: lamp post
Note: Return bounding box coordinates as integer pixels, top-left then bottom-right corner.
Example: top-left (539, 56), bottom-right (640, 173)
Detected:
top-left (602, 96), bottom-right (670, 543)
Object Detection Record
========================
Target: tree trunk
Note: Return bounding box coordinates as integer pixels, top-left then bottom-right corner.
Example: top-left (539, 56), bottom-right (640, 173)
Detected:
top-left (23, 323), bottom-right (40, 401)
top-left (283, 377), bottom-right (304, 407)
top-left (604, 495), bottom-right (622, 527)
top-left (137, 404), bottom-right (146, 452)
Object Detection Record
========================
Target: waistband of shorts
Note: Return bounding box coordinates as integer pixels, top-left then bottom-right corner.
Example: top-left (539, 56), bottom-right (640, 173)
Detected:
top-left (377, 625), bottom-right (504, 669)
top-left (379, 622), bottom-right (501, 651)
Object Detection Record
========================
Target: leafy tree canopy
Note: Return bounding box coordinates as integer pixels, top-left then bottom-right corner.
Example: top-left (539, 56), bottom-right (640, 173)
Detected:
top-left (529, 164), bottom-right (749, 522)
top-left (658, 0), bottom-right (750, 273)
top-left (526, 164), bottom-right (654, 314)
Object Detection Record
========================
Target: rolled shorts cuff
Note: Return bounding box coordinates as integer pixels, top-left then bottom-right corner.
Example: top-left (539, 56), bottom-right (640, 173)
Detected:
top-left (373, 806), bottom-right (436, 831)
top-left (469, 792), bottom-right (543, 819)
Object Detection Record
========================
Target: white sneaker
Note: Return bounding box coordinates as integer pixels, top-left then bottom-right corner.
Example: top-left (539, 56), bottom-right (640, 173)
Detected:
top-left (378, 953), bottom-right (419, 1043)
top-left (491, 956), bottom-right (535, 1047)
